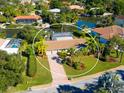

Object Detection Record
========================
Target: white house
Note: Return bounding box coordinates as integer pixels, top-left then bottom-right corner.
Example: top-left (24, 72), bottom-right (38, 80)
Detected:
top-left (69, 5), bottom-right (84, 10)
top-left (0, 38), bottom-right (21, 54)
top-left (48, 8), bottom-right (61, 13)
top-left (115, 16), bottom-right (124, 27)
top-left (103, 12), bottom-right (113, 16)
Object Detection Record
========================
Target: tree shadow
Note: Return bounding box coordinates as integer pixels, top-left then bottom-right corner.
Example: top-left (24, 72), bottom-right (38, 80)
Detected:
top-left (52, 56), bottom-right (62, 64)
top-left (84, 83), bottom-right (97, 93)
top-left (116, 70), bottom-right (124, 80)
top-left (57, 85), bottom-right (95, 93)
top-left (57, 85), bottom-right (83, 93)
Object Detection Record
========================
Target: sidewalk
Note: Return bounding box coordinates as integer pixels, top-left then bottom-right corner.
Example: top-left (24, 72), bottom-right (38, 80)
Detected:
top-left (31, 65), bottom-right (124, 90)
top-left (71, 65), bottom-right (124, 83)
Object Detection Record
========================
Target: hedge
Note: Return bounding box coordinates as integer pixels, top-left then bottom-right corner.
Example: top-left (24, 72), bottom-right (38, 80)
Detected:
top-left (27, 55), bottom-right (37, 77)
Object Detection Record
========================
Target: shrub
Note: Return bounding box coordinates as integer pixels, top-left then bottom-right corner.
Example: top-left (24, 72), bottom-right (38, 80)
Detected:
top-left (66, 57), bottom-right (73, 66)
top-left (57, 51), bottom-right (68, 59)
top-left (107, 56), bottom-right (118, 62)
top-left (66, 56), bottom-right (85, 70)
top-left (27, 55), bottom-right (37, 77)
top-left (73, 62), bottom-right (85, 70)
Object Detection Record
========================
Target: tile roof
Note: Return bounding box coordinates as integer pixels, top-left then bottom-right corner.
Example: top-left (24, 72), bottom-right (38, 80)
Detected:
top-left (14, 15), bottom-right (41, 20)
top-left (0, 39), bottom-right (6, 47)
top-left (45, 39), bottom-right (85, 50)
top-left (69, 5), bottom-right (84, 10)
top-left (93, 25), bottom-right (124, 39)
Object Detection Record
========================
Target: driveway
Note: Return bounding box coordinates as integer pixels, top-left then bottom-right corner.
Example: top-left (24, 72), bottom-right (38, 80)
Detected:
top-left (46, 51), bottom-right (71, 86)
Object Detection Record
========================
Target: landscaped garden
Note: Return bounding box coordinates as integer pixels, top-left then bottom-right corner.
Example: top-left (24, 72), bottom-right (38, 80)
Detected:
top-left (57, 34), bottom-right (124, 78)
top-left (63, 55), bottom-right (124, 78)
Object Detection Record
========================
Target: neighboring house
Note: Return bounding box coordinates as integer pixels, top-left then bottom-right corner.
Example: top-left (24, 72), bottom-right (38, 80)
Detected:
top-left (115, 16), bottom-right (124, 27)
top-left (20, 0), bottom-right (48, 4)
top-left (90, 7), bottom-right (100, 10)
top-left (14, 15), bottom-right (41, 24)
top-left (20, 0), bottom-right (32, 4)
top-left (48, 8), bottom-right (61, 13)
top-left (93, 25), bottom-right (124, 43)
top-left (51, 32), bottom-right (73, 40)
top-left (0, 38), bottom-right (21, 54)
top-left (42, 23), bottom-right (50, 29)
top-left (69, 5), bottom-right (84, 10)
top-left (102, 12), bottom-right (113, 17)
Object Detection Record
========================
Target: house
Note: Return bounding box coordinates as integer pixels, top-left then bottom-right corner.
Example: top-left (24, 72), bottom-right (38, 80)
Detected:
top-left (14, 15), bottom-right (41, 24)
top-left (46, 39), bottom-right (85, 54)
top-left (102, 13), bottom-right (113, 17)
top-left (93, 25), bottom-right (124, 39)
top-left (51, 32), bottom-right (73, 40)
top-left (0, 38), bottom-right (21, 54)
top-left (90, 7), bottom-right (100, 10)
top-left (115, 16), bottom-right (124, 27)
top-left (69, 5), bottom-right (84, 10)
top-left (93, 25), bottom-right (124, 43)
top-left (46, 31), bottom-right (85, 54)
top-left (20, 0), bottom-right (32, 4)
top-left (48, 8), bottom-right (61, 13)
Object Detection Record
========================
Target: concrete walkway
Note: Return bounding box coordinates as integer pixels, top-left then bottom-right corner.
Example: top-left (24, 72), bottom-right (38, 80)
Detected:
top-left (71, 65), bottom-right (124, 83)
top-left (46, 52), bottom-right (70, 86)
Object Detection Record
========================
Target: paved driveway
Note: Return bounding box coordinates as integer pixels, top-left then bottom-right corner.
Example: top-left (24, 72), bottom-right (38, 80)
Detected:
top-left (46, 51), bottom-right (70, 86)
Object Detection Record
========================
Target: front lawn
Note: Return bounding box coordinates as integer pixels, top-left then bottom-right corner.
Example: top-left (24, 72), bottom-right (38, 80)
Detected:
top-left (63, 55), bottom-right (124, 78)
top-left (6, 56), bottom-right (52, 93)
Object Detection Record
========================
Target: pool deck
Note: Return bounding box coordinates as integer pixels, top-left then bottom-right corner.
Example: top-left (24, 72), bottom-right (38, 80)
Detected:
top-left (0, 39), bottom-right (10, 48)
top-left (0, 39), bottom-right (19, 54)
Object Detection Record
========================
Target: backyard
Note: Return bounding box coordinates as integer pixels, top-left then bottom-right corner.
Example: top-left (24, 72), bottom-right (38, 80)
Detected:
top-left (6, 56), bottom-right (52, 93)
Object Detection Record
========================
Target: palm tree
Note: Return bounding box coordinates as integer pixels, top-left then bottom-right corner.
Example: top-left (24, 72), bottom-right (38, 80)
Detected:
top-left (110, 35), bottom-right (124, 63)
top-left (95, 72), bottom-right (124, 93)
top-left (86, 37), bottom-right (97, 54)
top-left (35, 38), bottom-right (47, 56)
top-left (67, 48), bottom-right (76, 56)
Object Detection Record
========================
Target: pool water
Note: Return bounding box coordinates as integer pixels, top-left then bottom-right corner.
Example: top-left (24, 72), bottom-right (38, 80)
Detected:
top-left (11, 44), bottom-right (18, 48)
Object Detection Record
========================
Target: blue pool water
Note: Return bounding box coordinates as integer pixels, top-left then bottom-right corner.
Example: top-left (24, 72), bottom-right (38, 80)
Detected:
top-left (11, 44), bottom-right (18, 48)
top-left (76, 20), bottom-right (108, 44)
top-left (6, 39), bottom-right (21, 48)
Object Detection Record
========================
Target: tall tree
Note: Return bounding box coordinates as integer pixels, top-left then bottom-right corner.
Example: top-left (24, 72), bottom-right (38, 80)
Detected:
top-left (0, 50), bottom-right (24, 92)
top-left (110, 35), bottom-right (124, 63)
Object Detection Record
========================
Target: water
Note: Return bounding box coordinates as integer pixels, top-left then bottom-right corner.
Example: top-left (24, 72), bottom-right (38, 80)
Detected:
top-left (76, 20), bottom-right (96, 30)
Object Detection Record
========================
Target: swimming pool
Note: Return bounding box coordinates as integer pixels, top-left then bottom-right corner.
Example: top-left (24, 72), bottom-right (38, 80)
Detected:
top-left (6, 39), bottom-right (22, 48)
top-left (11, 44), bottom-right (18, 48)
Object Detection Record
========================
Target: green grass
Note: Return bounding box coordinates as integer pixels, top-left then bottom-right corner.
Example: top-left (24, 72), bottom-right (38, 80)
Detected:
top-left (6, 56), bottom-right (52, 93)
top-left (63, 55), bottom-right (124, 78)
